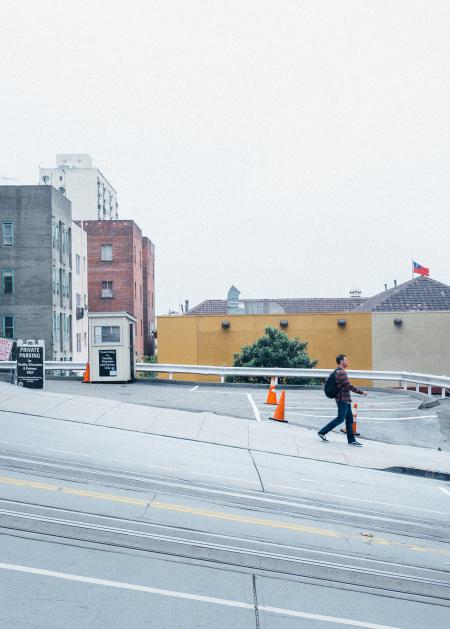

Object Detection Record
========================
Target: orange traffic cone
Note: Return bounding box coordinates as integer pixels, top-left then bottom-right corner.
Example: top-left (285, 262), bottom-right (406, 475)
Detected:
top-left (82, 361), bottom-right (90, 383)
top-left (264, 384), bottom-right (278, 405)
top-left (340, 402), bottom-right (360, 436)
top-left (270, 390), bottom-right (287, 422)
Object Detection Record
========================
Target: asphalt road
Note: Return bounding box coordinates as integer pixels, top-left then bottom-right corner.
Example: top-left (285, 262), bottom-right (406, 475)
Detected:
top-left (0, 400), bottom-right (450, 628)
top-left (45, 380), bottom-right (450, 451)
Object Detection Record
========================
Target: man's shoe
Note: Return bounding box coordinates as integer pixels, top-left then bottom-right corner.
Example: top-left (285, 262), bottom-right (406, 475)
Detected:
top-left (318, 433), bottom-right (329, 442)
top-left (348, 440), bottom-right (363, 447)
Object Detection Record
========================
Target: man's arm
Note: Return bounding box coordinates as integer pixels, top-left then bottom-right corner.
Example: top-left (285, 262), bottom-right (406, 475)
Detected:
top-left (337, 369), bottom-right (367, 396)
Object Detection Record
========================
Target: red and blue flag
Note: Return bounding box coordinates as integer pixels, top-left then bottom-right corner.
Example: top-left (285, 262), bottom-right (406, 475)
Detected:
top-left (413, 260), bottom-right (429, 276)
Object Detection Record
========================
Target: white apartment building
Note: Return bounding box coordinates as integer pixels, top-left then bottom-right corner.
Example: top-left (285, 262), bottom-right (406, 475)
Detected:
top-left (39, 154), bottom-right (118, 221)
top-left (71, 221), bottom-right (89, 363)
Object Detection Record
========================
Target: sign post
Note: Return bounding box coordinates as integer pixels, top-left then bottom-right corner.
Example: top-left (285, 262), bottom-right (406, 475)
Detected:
top-left (16, 340), bottom-right (45, 389)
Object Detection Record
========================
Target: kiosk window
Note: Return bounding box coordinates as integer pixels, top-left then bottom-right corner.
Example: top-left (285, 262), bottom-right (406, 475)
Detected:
top-left (94, 325), bottom-right (120, 343)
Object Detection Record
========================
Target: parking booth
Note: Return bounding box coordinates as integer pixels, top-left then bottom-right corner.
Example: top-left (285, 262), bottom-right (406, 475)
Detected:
top-left (88, 312), bottom-right (136, 383)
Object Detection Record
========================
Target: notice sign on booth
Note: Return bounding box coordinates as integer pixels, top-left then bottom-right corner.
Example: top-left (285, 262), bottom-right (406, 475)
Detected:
top-left (99, 349), bottom-right (117, 377)
top-left (17, 342), bottom-right (45, 389)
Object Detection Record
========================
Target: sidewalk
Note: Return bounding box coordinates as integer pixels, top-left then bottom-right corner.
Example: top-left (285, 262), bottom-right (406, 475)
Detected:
top-left (0, 381), bottom-right (449, 476)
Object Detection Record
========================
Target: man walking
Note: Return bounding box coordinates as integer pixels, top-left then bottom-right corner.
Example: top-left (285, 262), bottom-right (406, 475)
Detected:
top-left (318, 354), bottom-right (367, 446)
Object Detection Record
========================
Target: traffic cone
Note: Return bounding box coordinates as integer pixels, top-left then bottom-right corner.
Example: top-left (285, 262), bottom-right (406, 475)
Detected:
top-left (340, 402), bottom-right (360, 436)
top-left (82, 361), bottom-right (90, 383)
top-left (270, 390), bottom-right (287, 423)
top-left (353, 403), bottom-right (360, 436)
top-left (264, 384), bottom-right (278, 405)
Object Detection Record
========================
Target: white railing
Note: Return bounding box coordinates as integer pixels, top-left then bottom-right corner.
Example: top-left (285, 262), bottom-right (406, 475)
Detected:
top-left (0, 361), bottom-right (449, 396)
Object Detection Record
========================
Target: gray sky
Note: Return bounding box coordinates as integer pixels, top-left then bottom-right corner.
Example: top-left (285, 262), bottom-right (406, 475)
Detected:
top-left (1, 1), bottom-right (449, 314)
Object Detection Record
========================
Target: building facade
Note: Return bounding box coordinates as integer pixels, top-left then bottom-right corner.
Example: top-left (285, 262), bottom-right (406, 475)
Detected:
top-left (142, 237), bottom-right (156, 356)
top-left (82, 220), bottom-right (155, 360)
top-left (39, 154), bottom-right (118, 221)
top-left (157, 277), bottom-right (450, 381)
top-left (0, 185), bottom-right (88, 361)
top-left (71, 223), bottom-right (89, 362)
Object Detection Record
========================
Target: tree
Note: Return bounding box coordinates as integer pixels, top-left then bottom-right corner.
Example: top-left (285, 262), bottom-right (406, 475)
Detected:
top-left (229, 326), bottom-right (318, 384)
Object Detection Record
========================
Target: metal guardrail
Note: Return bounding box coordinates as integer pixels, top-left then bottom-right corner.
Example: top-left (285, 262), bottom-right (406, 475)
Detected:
top-left (0, 360), bottom-right (449, 396)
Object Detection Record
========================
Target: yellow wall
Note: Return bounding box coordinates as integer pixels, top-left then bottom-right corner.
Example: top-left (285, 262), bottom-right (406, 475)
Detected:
top-left (157, 313), bottom-right (373, 383)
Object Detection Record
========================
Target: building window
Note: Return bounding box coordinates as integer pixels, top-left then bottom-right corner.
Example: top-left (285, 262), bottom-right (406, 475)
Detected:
top-left (2, 315), bottom-right (14, 339)
top-left (101, 281), bottom-right (113, 298)
top-left (101, 244), bottom-right (113, 261)
top-left (53, 312), bottom-right (59, 342)
top-left (2, 269), bottom-right (13, 294)
top-left (76, 333), bottom-right (82, 353)
top-left (2, 222), bottom-right (13, 246)
top-left (94, 325), bottom-right (120, 343)
top-left (76, 254), bottom-right (81, 274)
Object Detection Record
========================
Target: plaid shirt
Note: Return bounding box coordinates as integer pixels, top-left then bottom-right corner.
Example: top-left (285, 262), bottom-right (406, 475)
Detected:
top-left (335, 368), bottom-right (363, 403)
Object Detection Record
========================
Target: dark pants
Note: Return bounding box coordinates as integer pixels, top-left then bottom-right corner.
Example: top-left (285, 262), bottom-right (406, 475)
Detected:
top-left (319, 401), bottom-right (356, 443)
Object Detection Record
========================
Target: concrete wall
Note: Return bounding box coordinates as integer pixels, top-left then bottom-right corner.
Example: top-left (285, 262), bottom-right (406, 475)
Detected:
top-left (372, 311), bottom-right (450, 377)
top-left (71, 221), bottom-right (88, 362)
top-left (157, 313), bottom-right (373, 382)
top-left (0, 185), bottom-right (72, 360)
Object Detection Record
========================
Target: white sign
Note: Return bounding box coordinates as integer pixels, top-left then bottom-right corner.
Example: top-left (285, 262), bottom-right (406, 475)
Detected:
top-left (0, 338), bottom-right (13, 361)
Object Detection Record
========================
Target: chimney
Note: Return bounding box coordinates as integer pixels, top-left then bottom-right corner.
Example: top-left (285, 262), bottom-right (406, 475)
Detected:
top-left (394, 280), bottom-right (397, 287)
top-left (384, 283), bottom-right (388, 291)
top-left (185, 299), bottom-right (189, 314)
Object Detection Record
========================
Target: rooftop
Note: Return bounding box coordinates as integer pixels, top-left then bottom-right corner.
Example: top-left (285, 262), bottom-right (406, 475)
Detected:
top-left (187, 276), bottom-right (450, 316)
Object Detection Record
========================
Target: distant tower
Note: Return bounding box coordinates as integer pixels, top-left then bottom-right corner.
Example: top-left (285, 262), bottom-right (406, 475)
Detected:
top-left (39, 154), bottom-right (118, 221)
top-left (349, 287), bottom-right (362, 297)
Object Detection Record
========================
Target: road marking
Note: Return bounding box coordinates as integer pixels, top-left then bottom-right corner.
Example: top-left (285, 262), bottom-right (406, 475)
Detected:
top-left (439, 487), bottom-right (450, 497)
top-left (1, 474), bottom-right (450, 557)
top-left (0, 563), bottom-right (405, 628)
top-left (189, 386), bottom-right (199, 392)
top-left (151, 500), bottom-right (338, 536)
top-left (288, 412), bottom-right (437, 421)
top-left (247, 394), bottom-right (261, 422)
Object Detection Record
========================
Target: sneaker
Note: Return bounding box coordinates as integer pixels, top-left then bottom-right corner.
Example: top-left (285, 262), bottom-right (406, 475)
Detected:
top-left (348, 440), bottom-right (363, 447)
top-left (318, 433), bottom-right (329, 442)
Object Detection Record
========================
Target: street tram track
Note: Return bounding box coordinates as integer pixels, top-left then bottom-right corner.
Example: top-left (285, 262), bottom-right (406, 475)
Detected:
top-left (0, 449), bottom-right (449, 544)
top-left (0, 498), bottom-right (449, 606)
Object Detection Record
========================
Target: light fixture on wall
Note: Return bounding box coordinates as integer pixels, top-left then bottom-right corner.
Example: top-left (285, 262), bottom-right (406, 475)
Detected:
top-left (337, 319), bottom-right (346, 327)
top-left (394, 318), bottom-right (403, 327)
top-left (221, 320), bottom-right (230, 329)
top-left (280, 320), bottom-right (288, 328)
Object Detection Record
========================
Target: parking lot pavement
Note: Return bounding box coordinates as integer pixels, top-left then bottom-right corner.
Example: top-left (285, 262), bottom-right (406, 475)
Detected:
top-left (43, 380), bottom-right (449, 451)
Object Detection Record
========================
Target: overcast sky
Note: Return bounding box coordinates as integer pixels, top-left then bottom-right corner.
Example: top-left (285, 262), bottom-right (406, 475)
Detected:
top-left (1, 1), bottom-right (449, 314)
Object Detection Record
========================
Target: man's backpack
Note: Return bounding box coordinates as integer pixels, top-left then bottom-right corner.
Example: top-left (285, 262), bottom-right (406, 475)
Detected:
top-left (324, 369), bottom-right (339, 398)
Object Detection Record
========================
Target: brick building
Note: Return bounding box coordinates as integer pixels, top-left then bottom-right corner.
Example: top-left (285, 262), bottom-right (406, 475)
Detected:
top-left (82, 220), bottom-right (155, 360)
top-left (142, 237), bottom-right (156, 355)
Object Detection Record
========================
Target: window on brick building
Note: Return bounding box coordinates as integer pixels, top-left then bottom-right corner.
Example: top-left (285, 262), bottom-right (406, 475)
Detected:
top-left (101, 281), bottom-right (113, 298)
top-left (101, 244), bottom-right (113, 261)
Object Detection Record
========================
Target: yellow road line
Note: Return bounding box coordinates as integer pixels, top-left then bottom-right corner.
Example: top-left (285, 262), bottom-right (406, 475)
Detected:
top-left (151, 500), bottom-right (339, 537)
top-left (0, 474), bottom-right (449, 557)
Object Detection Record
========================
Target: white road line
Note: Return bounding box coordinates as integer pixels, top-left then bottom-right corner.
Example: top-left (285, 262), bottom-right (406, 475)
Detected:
top-left (288, 412), bottom-right (437, 421)
top-left (247, 394), bottom-right (261, 422)
top-left (189, 386), bottom-right (199, 392)
top-left (0, 563), bottom-right (403, 628)
top-left (439, 487), bottom-right (450, 497)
